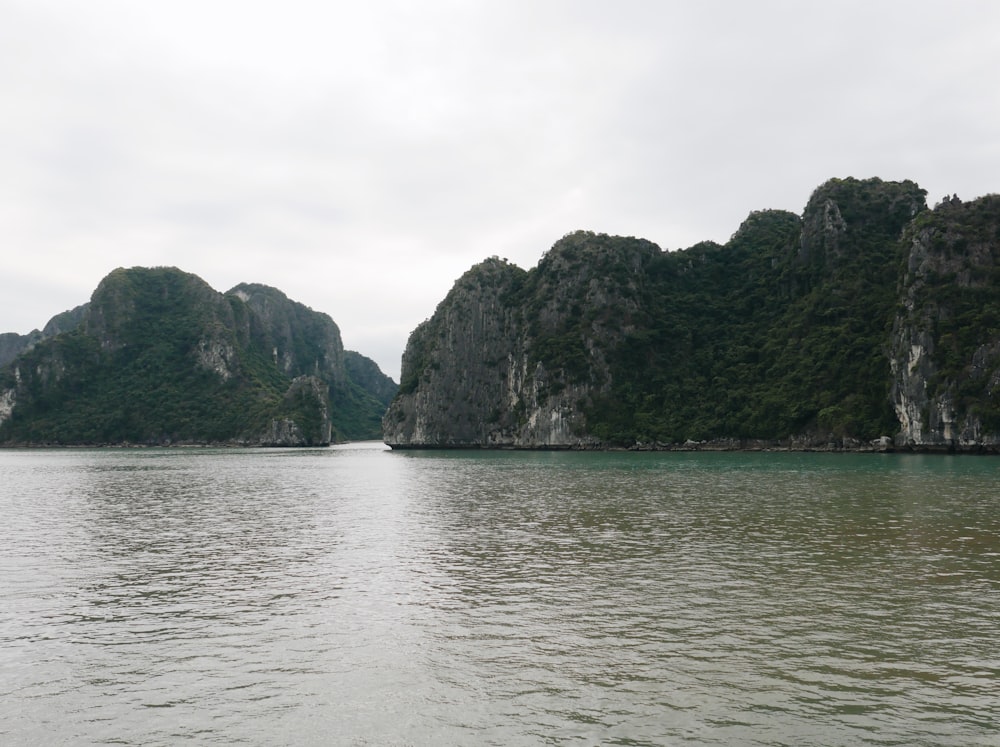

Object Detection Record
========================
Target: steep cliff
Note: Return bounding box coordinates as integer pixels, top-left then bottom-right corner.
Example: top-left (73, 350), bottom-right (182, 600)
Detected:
top-left (387, 257), bottom-right (535, 447)
top-left (225, 283), bottom-right (397, 438)
top-left (890, 195), bottom-right (1000, 449)
top-left (227, 282), bottom-right (347, 382)
top-left (385, 235), bottom-right (664, 448)
top-left (386, 177), bottom-right (1000, 451)
top-left (0, 267), bottom-right (395, 445)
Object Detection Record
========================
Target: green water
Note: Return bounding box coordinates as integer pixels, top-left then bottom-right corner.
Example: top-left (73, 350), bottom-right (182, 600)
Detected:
top-left (1, 446), bottom-right (998, 745)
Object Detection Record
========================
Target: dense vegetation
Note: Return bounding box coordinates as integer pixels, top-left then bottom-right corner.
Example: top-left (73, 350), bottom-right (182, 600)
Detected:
top-left (0, 268), bottom-right (396, 445)
top-left (390, 176), bottom-right (1000, 448)
top-left (491, 179), bottom-right (926, 444)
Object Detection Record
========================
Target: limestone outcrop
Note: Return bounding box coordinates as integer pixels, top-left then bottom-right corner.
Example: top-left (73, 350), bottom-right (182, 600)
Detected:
top-left (385, 235), bottom-right (657, 448)
top-left (386, 179), bottom-right (1000, 452)
top-left (0, 267), bottom-right (395, 446)
top-left (890, 195), bottom-right (1000, 449)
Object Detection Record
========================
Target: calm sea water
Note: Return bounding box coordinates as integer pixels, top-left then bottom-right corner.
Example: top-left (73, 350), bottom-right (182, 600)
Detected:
top-left (1, 444), bottom-right (998, 746)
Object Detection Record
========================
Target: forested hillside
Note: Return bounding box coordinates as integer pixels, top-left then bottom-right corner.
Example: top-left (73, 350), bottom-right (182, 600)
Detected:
top-left (385, 177), bottom-right (1000, 451)
top-left (0, 268), bottom-right (396, 445)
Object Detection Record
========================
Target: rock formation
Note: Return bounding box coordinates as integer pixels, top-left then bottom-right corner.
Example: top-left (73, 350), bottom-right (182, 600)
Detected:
top-left (386, 178), bottom-right (1000, 452)
top-left (890, 195), bottom-right (1000, 449)
top-left (0, 267), bottom-right (395, 446)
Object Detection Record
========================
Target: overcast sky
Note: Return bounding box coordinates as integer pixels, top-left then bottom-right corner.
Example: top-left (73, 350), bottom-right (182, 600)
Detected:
top-left (3, 1), bottom-right (999, 381)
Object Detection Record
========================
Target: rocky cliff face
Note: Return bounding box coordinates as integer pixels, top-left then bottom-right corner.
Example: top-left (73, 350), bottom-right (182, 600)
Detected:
top-left (890, 195), bottom-right (1000, 449)
top-left (386, 178), bottom-right (1000, 451)
top-left (0, 267), bottom-right (395, 446)
top-left (385, 257), bottom-right (545, 447)
top-left (227, 283), bottom-right (396, 440)
top-left (228, 283), bottom-right (347, 382)
top-left (384, 234), bottom-right (660, 448)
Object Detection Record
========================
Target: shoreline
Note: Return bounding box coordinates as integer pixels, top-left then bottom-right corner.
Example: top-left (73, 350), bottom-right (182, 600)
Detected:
top-left (385, 437), bottom-right (1000, 455)
top-left (4, 437), bottom-right (998, 454)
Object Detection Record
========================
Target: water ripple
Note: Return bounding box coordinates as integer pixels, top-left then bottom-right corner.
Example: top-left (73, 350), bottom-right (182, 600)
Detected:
top-left (1, 447), bottom-right (998, 745)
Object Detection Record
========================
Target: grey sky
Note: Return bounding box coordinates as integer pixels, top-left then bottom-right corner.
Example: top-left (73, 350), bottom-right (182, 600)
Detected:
top-left (3, 0), bottom-right (999, 381)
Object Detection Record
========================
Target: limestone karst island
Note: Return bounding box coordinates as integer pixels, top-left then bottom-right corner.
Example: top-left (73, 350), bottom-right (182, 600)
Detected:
top-left (3, 177), bottom-right (1000, 451)
top-left (0, 275), bottom-right (396, 446)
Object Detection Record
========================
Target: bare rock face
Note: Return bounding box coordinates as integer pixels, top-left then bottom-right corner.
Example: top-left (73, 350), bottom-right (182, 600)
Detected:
top-left (228, 283), bottom-right (347, 384)
top-left (384, 233), bottom-right (658, 448)
top-left (890, 195), bottom-right (1000, 449)
top-left (384, 256), bottom-right (536, 447)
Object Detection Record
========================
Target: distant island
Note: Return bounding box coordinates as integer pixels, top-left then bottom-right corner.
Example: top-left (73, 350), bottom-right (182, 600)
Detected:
top-left (0, 268), bottom-right (396, 446)
top-left (384, 177), bottom-right (1000, 453)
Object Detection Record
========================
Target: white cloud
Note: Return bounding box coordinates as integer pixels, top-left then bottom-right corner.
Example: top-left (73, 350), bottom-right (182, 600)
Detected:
top-left (3, 0), bottom-right (1000, 381)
